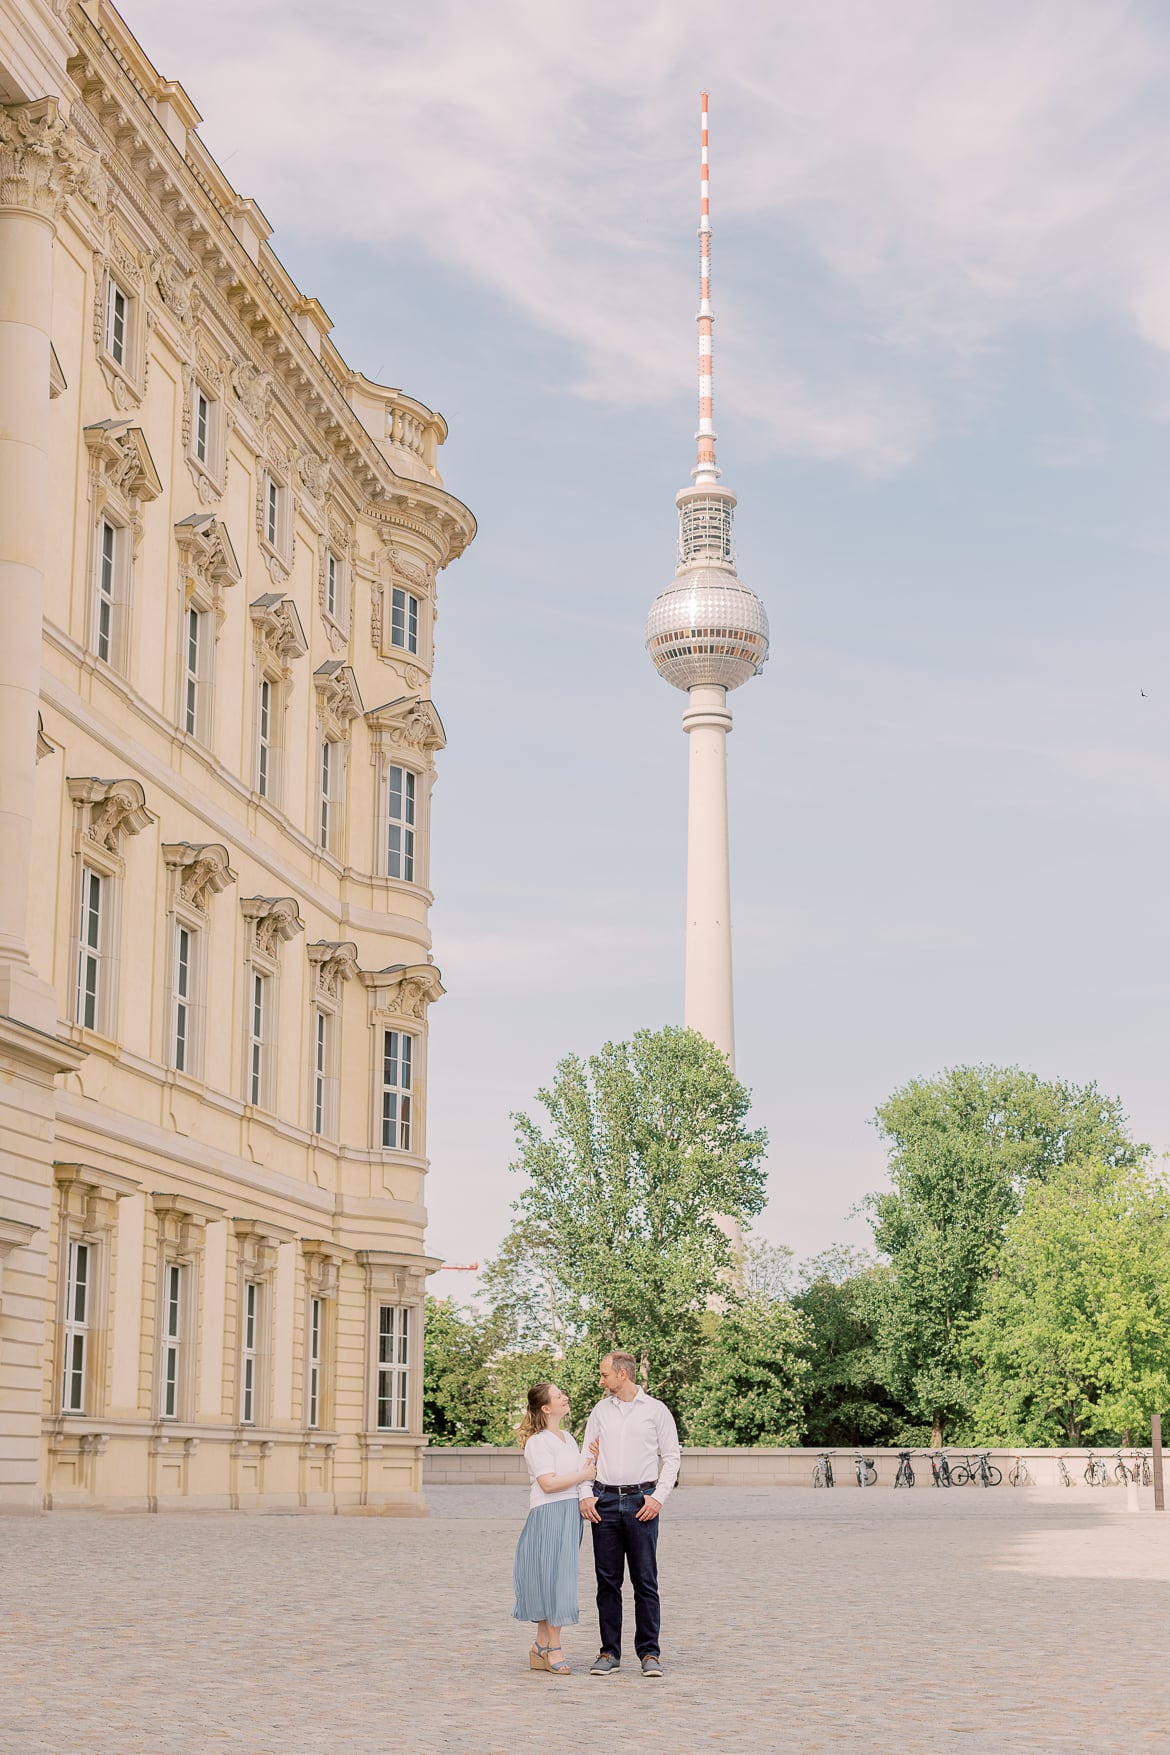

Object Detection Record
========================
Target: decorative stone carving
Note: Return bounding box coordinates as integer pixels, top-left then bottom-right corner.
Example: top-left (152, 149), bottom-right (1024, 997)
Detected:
top-left (84, 421), bottom-right (162, 545)
top-left (92, 220), bottom-right (151, 408)
top-left (68, 777), bottom-right (153, 855)
top-left (307, 940), bottom-right (359, 1003)
top-left (162, 842), bottom-right (236, 913)
top-left (146, 246), bottom-right (195, 325)
top-left (232, 1218), bottom-right (293, 1279)
top-left (366, 695), bottom-right (446, 755)
top-left (250, 594), bottom-right (307, 679)
top-left (175, 515), bottom-right (240, 625)
top-left (361, 962), bottom-right (445, 1021)
top-left (296, 449), bottom-right (328, 500)
top-left (230, 357), bottom-right (271, 422)
top-left (0, 98), bottom-right (106, 219)
top-left (240, 896), bottom-right (304, 962)
top-left (314, 662), bottom-right (363, 740)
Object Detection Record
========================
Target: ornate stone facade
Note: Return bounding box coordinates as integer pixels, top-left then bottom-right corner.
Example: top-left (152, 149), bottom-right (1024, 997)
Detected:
top-left (0, 0), bottom-right (475, 1513)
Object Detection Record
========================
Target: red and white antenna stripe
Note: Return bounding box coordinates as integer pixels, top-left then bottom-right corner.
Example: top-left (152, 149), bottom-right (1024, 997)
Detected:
top-left (694, 90), bottom-right (719, 483)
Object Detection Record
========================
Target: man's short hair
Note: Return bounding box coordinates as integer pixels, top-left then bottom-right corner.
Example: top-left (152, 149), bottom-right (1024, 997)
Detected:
top-left (606, 1351), bottom-right (637, 1382)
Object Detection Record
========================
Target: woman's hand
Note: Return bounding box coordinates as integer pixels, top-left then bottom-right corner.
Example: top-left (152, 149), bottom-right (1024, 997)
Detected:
top-left (579, 1458), bottom-right (598, 1482)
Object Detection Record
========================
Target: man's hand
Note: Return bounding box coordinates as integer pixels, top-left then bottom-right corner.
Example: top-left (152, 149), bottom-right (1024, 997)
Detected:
top-left (580, 1496), bottom-right (601, 1524)
top-left (636, 1496), bottom-right (662, 1523)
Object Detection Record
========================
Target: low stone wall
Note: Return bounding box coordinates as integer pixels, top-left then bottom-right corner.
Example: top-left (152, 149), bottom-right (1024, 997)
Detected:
top-left (424, 1445), bottom-right (1154, 1490)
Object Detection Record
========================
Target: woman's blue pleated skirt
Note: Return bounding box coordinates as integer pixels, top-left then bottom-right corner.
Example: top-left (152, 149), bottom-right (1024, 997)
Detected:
top-left (511, 1497), bottom-right (584, 1625)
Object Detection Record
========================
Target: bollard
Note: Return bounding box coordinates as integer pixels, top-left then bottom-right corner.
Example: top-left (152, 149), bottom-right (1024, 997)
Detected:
top-left (1154, 1415), bottom-right (1165, 1512)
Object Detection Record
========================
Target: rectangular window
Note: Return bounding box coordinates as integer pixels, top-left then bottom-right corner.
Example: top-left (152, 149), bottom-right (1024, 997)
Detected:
top-left (183, 605), bottom-right (207, 737)
top-left (265, 475), bottom-right (280, 547)
top-left (390, 586), bottom-right (419, 654)
top-left (313, 1008), bottom-right (331, 1135)
top-left (256, 675), bottom-right (274, 799)
top-left (319, 739), bottom-right (343, 852)
top-left (61, 1240), bottom-right (90, 1414)
top-left (387, 764), bottom-right (416, 882)
top-left (96, 518), bottom-right (117, 663)
top-left (381, 1029), bottom-right (413, 1152)
top-left (161, 1261), bottom-right (184, 1419)
top-left (173, 922), bottom-right (196, 1072)
top-left (248, 970), bottom-right (268, 1107)
top-left (105, 278), bottom-right (128, 366)
top-left (307, 1295), bottom-right (322, 1431)
top-left (325, 550), bottom-right (338, 621)
top-left (240, 1279), bottom-right (258, 1424)
top-left (76, 866), bottom-right (103, 1031)
top-left (195, 389), bottom-right (210, 464)
top-left (376, 1304), bottom-right (411, 1431)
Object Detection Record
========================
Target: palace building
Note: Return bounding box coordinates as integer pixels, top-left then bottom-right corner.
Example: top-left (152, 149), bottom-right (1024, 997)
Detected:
top-left (0, 0), bottom-right (474, 1511)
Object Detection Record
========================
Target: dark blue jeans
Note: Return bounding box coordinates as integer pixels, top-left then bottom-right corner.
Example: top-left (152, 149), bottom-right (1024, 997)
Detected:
top-left (590, 1490), bottom-right (661, 1660)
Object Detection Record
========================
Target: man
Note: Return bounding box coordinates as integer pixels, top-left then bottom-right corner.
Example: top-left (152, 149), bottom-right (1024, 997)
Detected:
top-left (578, 1350), bottom-right (681, 1677)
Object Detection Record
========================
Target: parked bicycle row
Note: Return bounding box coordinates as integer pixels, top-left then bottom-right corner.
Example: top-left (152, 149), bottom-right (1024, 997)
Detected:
top-left (811, 1449), bottom-right (1155, 1487)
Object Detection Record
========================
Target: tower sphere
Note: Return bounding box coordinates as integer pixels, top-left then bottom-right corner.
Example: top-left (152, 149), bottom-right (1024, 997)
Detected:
top-left (645, 566), bottom-right (770, 692)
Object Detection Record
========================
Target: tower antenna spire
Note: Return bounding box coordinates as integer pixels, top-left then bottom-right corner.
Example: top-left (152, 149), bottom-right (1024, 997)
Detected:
top-left (695, 91), bottom-right (719, 483)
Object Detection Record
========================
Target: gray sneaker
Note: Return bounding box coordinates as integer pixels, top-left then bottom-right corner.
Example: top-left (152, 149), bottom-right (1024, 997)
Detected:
top-left (641, 1655), bottom-right (664, 1677)
top-left (590, 1652), bottom-right (620, 1675)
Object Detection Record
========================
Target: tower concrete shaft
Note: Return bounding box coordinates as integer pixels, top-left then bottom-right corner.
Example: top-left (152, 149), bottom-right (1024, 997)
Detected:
top-left (683, 682), bottom-right (735, 1066)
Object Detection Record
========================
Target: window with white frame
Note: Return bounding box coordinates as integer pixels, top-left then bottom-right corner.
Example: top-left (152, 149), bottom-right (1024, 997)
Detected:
top-left (254, 672), bottom-right (280, 801)
top-left (381, 1029), bottom-right (413, 1152)
top-left (247, 968), bottom-right (270, 1108)
top-left (75, 865), bottom-right (106, 1032)
top-left (376, 1304), bottom-right (411, 1431)
top-left (194, 386), bottom-right (211, 464)
top-left (311, 1006), bottom-right (337, 1137)
top-left (171, 919), bottom-right (201, 1074)
top-left (386, 764), bottom-right (416, 882)
top-left (240, 1278), bottom-right (260, 1424)
top-left (325, 549), bottom-right (339, 623)
top-left (389, 586), bottom-right (419, 655)
top-left (60, 1239), bottom-right (91, 1414)
top-left (181, 603), bottom-right (214, 741)
top-left (307, 1295), bottom-right (323, 1430)
top-left (160, 1260), bottom-right (185, 1419)
top-left (261, 470), bottom-right (291, 558)
top-left (105, 275), bottom-right (129, 368)
top-left (318, 737), bottom-right (344, 853)
top-left (93, 516), bottom-right (130, 670)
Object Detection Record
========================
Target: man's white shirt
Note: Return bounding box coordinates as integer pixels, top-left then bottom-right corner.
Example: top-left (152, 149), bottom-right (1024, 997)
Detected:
top-left (579, 1388), bottom-right (681, 1506)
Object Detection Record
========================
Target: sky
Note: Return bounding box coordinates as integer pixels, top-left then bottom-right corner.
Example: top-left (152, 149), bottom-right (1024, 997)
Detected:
top-left (127, 0), bottom-right (1170, 1297)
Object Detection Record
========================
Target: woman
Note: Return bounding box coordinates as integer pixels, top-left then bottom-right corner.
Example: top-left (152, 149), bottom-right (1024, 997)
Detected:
top-left (512, 1382), bottom-right (597, 1675)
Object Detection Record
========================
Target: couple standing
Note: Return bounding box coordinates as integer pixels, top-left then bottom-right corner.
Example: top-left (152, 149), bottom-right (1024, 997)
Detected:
top-left (512, 1350), bottom-right (681, 1677)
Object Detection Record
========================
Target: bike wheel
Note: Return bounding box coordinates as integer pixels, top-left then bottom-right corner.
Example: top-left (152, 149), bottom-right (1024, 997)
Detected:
top-left (904, 1463), bottom-right (915, 1487)
top-left (950, 1466), bottom-right (970, 1486)
top-left (1114, 1464), bottom-right (1130, 1485)
top-left (1009, 1465), bottom-right (1022, 1486)
top-left (813, 1468), bottom-right (825, 1488)
top-left (984, 1464), bottom-right (1002, 1486)
top-left (1084, 1464), bottom-right (1097, 1485)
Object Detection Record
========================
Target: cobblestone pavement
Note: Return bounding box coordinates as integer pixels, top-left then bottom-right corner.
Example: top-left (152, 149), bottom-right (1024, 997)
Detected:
top-left (3, 1487), bottom-right (1169, 1755)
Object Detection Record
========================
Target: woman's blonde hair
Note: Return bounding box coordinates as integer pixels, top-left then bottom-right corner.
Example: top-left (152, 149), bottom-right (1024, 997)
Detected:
top-left (516, 1382), bottom-right (555, 1447)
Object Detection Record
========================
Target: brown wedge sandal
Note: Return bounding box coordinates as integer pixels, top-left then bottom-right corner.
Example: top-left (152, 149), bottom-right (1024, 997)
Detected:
top-left (529, 1643), bottom-right (550, 1671)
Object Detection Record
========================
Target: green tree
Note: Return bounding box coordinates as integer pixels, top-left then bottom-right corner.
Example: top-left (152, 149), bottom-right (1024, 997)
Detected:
top-left (792, 1247), bottom-right (909, 1446)
top-left (741, 1231), bottom-right (795, 1303)
top-left (967, 1159), bottom-right (1170, 1445)
top-left (508, 1025), bottom-right (768, 1406)
top-left (422, 1296), bottom-right (502, 1445)
top-left (682, 1298), bottom-right (809, 1446)
top-left (868, 1066), bottom-right (1141, 1445)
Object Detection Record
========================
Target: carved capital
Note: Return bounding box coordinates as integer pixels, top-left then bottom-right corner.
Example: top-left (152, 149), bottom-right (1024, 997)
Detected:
top-left (162, 842), bottom-right (236, 913)
top-left (251, 593), bottom-right (307, 676)
top-left (307, 940), bottom-right (359, 1003)
top-left (176, 516), bottom-right (240, 625)
top-left (68, 776), bottom-right (154, 855)
top-left (85, 422), bottom-right (162, 544)
top-left (0, 99), bottom-right (105, 221)
top-left (240, 895), bottom-right (304, 962)
top-left (314, 662), bottom-right (363, 739)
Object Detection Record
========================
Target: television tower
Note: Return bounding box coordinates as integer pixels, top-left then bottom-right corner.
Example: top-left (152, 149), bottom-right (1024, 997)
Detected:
top-left (645, 93), bottom-right (770, 1084)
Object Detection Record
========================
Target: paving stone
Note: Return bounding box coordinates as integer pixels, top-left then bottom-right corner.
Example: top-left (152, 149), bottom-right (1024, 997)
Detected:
top-left (1, 1487), bottom-right (1168, 1753)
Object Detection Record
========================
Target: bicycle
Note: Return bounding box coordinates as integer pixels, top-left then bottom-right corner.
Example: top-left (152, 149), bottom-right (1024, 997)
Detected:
top-left (1133, 1453), bottom-right (1152, 1486)
top-left (855, 1455), bottom-right (877, 1488)
top-left (950, 1451), bottom-right (1002, 1487)
top-left (894, 1450), bottom-right (915, 1488)
top-left (1057, 1457), bottom-right (1073, 1487)
top-left (1084, 1452), bottom-right (1109, 1486)
top-left (929, 1451), bottom-right (953, 1488)
top-left (1008, 1455), bottom-right (1032, 1487)
top-left (1112, 1451), bottom-right (1132, 1485)
top-left (812, 1452), bottom-right (835, 1489)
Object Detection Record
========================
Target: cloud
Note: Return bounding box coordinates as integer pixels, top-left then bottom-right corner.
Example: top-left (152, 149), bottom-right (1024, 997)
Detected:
top-left (124, 0), bottom-right (1170, 467)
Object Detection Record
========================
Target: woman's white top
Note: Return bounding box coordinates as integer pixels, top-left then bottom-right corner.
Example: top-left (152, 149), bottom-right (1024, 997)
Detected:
top-left (523, 1429), bottom-right (581, 1509)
